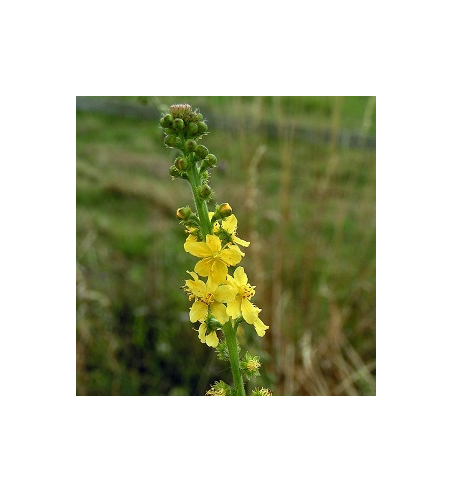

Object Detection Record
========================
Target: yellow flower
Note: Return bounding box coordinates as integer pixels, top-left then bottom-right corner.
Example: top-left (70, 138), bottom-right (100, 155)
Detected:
top-left (184, 271), bottom-right (236, 325)
top-left (221, 214), bottom-right (250, 248)
top-left (184, 234), bottom-right (243, 284)
top-left (198, 321), bottom-right (220, 347)
top-left (226, 266), bottom-right (269, 337)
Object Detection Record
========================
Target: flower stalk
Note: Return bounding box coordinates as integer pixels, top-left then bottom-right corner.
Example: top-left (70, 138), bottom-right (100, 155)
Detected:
top-left (161, 103), bottom-right (271, 396)
top-left (186, 165), bottom-right (212, 239)
top-left (222, 320), bottom-right (246, 396)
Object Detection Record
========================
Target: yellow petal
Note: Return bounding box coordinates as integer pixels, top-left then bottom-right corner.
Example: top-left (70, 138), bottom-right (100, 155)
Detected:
top-left (185, 278), bottom-right (206, 298)
top-left (205, 276), bottom-right (219, 294)
top-left (190, 301), bottom-right (208, 322)
top-left (184, 234), bottom-right (198, 247)
top-left (211, 302), bottom-right (229, 325)
top-left (194, 258), bottom-right (215, 277)
top-left (233, 266), bottom-right (248, 286)
top-left (220, 245), bottom-right (243, 266)
top-left (222, 214), bottom-right (237, 233)
top-left (253, 318), bottom-right (269, 337)
top-left (198, 322), bottom-right (207, 343)
top-left (205, 331), bottom-right (219, 347)
top-left (226, 274), bottom-right (239, 291)
top-left (226, 297), bottom-right (241, 319)
top-left (214, 285), bottom-right (237, 303)
top-left (209, 260), bottom-right (228, 284)
top-left (185, 240), bottom-right (212, 257)
top-left (242, 298), bottom-right (259, 324)
top-left (233, 235), bottom-right (250, 247)
top-left (186, 271), bottom-right (198, 281)
top-left (205, 234), bottom-right (221, 254)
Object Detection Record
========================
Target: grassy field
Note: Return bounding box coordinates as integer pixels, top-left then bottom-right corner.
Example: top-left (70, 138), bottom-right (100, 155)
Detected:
top-left (76, 96), bottom-right (376, 396)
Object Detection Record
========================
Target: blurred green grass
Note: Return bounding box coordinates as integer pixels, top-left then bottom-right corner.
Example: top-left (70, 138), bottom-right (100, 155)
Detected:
top-left (76, 96), bottom-right (376, 396)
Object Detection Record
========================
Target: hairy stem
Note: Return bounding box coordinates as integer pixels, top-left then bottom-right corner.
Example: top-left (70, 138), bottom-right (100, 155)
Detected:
top-left (222, 320), bottom-right (246, 396)
top-left (187, 166), bottom-right (212, 239)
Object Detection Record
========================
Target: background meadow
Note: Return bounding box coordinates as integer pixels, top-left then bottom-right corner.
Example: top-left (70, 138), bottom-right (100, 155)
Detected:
top-left (76, 96), bottom-right (376, 396)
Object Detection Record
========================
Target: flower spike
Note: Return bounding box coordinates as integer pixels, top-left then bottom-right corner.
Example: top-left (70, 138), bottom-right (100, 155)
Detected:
top-left (161, 103), bottom-right (271, 396)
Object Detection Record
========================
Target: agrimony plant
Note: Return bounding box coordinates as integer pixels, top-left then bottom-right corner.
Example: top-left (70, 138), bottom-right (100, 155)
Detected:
top-left (161, 103), bottom-right (271, 396)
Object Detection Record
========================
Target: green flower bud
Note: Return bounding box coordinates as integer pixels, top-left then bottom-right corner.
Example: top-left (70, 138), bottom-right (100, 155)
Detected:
top-left (197, 121), bottom-right (208, 134)
top-left (185, 139), bottom-right (197, 152)
top-left (175, 157), bottom-right (188, 171)
top-left (159, 117), bottom-right (166, 127)
top-left (199, 160), bottom-right (209, 173)
top-left (197, 113), bottom-right (204, 121)
top-left (164, 134), bottom-right (177, 147)
top-left (218, 202), bottom-right (232, 218)
top-left (195, 145), bottom-right (209, 159)
top-left (205, 315), bottom-right (222, 334)
top-left (163, 114), bottom-right (174, 127)
top-left (199, 183), bottom-right (212, 200)
top-left (173, 118), bottom-right (184, 131)
top-left (176, 206), bottom-right (192, 220)
top-left (187, 122), bottom-right (198, 135)
top-left (205, 154), bottom-right (217, 166)
top-left (169, 165), bottom-right (180, 178)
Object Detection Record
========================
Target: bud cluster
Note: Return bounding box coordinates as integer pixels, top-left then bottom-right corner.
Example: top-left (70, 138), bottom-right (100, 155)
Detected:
top-left (161, 104), bottom-right (208, 147)
top-left (161, 104), bottom-right (217, 191)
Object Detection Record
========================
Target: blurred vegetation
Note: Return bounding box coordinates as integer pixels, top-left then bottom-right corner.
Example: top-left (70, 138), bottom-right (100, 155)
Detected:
top-left (76, 96), bottom-right (376, 396)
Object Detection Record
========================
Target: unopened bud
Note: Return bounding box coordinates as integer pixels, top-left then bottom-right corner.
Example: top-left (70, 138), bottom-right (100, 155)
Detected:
top-left (199, 184), bottom-right (212, 200)
top-left (164, 134), bottom-right (177, 147)
top-left (205, 154), bottom-right (217, 166)
top-left (161, 114), bottom-right (174, 127)
top-left (187, 122), bottom-right (198, 135)
top-left (175, 157), bottom-right (188, 171)
top-left (206, 316), bottom-right (222, 334)
top-left (169, 165), bottom-right (180, 178)
top-left (197, 121), bottom-right (208, 134)
top-left (176, 207), bottom-right (192, 220)
top-left (218, 203), bottom-right (232, 218)
top-left (195, 145), bottom-right (209, 159)
top-left (185, 139), bottom-right (198, 152)
top-left (173, 118), bottom-right (184, 131)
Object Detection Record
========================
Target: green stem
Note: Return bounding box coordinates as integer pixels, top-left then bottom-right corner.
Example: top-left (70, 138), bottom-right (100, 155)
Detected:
top-left (222, 320), bottom-right (246, 396)
top-left (184, 142), bottom-right (242, 395)
top-left (187, 166), bottom-right (212, 239)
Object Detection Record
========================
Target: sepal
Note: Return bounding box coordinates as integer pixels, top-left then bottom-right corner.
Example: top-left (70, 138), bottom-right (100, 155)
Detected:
top-left (239, 352), bottom-right (261, 380)
top-left (206, 380), bottom-right (233, 396)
